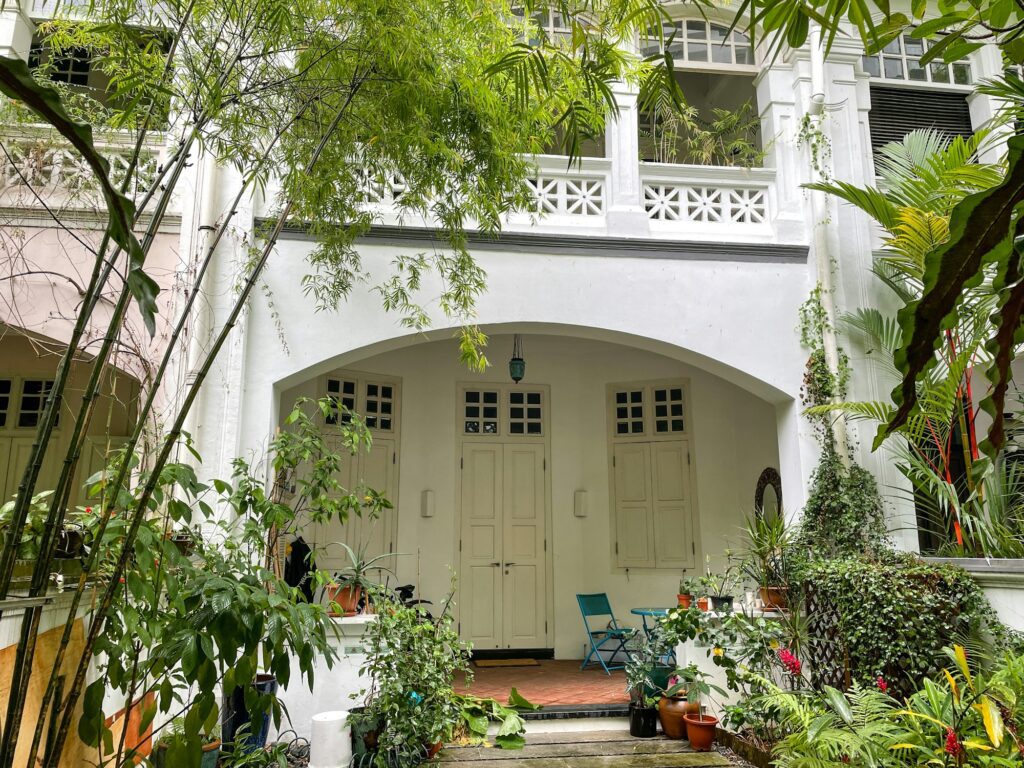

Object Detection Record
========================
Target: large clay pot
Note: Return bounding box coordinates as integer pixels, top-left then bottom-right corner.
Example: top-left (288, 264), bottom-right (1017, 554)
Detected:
top-left (677, 593), bottom-right (693, 609)
top-left (326, 583), bottom-right (362, 616)
top-left (201, 739), bottom-right (221, 768)
top-left (658, 696), bottom-right (700, 740)
top-left (684, 713), bottom-right (719, 751)
top-left (760, 586), bottom-right (789, 611)
top-left (629, 704), bottom-right (658, 738)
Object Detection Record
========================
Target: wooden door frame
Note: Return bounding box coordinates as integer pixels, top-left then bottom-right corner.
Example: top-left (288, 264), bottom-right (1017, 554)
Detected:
top-left (454, 382), bottom-right (554, 650)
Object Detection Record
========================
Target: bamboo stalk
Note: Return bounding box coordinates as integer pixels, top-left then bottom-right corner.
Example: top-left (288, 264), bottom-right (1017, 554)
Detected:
top-left (44, 87), bottom-right (363, 763)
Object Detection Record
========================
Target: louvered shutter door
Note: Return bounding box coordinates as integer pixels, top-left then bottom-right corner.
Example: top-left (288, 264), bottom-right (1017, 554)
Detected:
top-left (868, 86), bottom-right (973, 153)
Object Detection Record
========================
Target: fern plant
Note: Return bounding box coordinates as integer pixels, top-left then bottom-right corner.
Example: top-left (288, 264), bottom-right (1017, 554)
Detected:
top-left (767, 683), bottom-right (902, 768)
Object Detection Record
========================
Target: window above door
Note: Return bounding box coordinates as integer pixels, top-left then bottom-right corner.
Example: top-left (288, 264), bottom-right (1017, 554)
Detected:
top-left (323, 370), bottom-right (400, 434)
top-left (608, 379), bottom-right (689, 441)
top-left (459, 384), bottom-right (547, 439)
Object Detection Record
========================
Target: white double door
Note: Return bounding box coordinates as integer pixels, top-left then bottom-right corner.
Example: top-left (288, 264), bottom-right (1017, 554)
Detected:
top-left (459, 442), bottom-right (548, 650)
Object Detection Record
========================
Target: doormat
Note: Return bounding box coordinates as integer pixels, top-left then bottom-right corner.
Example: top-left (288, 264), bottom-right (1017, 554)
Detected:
top-left (474, 659), bottom-right (541, 668)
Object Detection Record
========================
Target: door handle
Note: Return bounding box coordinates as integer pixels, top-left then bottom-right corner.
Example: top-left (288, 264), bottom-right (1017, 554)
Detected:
top-left (490, 562), bottom-right (501, 567)
top-left (505, 562), bottom-right (517, 566)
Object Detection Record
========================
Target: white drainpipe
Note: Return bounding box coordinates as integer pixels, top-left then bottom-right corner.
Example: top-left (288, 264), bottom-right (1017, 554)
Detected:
top-left (808, 24), bottom-right (850, 465)
top-left (180, 150), bottom-right (219, 447)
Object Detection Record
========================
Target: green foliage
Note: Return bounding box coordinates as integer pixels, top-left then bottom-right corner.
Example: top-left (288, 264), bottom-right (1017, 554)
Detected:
top-left (799, 553), bottom-right (1010, 699)
top-left (740, 510), bottom-right (794, 588)
top-left (642, 98), bottom-right (763, 167)
top-left (808, 130), bottom-right (1014, 556)
top-left (358, 596), bottom-right (471, 764)
top-left (799, 446), bottom-right (888, 558)
top-left (768, 648), bottom-right (1024, 768)
top-left (452, 690), bottom-right (537, 750)
top-left (74, 399), bottom-right (379, 765)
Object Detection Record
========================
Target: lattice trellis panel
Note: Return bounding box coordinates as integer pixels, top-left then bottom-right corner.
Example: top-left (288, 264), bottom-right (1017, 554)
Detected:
top-left (643, 183), bottom-right (767, 224)
top-left (805, 587), bottom-right (851, 691)
top-left (527, 175), bottom-right (604, 216)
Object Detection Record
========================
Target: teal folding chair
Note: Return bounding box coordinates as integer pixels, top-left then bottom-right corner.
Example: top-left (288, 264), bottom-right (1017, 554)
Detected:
top-left (577, 593), bottom-right (636, 674)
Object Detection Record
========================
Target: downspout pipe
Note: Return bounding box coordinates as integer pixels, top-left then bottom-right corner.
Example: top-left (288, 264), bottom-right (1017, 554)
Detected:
top-left (808, 24), bottom-right (851, 466)
top-left (180, 149), bottom-right (219, 449)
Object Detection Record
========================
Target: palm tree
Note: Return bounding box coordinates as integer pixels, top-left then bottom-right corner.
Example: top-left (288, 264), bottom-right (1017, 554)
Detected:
top-left (807, 129), bottom-right (1023, 556)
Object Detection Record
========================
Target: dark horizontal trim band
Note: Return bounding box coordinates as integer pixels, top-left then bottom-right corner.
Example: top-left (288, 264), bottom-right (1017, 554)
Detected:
top-left (270, 221), bottom-right (809, 263)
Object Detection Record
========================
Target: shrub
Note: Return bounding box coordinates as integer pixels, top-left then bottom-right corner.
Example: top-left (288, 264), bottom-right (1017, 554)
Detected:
top-left (799, 552), bottom-right (1009, 698)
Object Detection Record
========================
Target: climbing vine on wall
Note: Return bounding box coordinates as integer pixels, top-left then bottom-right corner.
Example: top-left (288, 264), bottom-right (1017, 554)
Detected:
top-left (798, 288), bottom-right (887, 556)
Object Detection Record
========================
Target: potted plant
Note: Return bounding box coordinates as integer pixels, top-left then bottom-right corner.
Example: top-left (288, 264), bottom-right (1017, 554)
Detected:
top-left (152, 719), bottom-right (221, 768)
top-left (625, 628), bottom-right (676, 738)
top-left (659, 664), bottom-right (727, 741)
top-left (701, 557), bottom-right (738, 613)
top-left (326, 540), bottom-right (398, 616)
top-left (168, 525), bottom-right (200, 557)
top-left (357, 589), bottom-right (513, 761)
top-left (677, 576), bottom-right (700, 609)
top-left (684, 711), bottom-right (719, 751)
top-left (740, 512), bottom-right (792, 611)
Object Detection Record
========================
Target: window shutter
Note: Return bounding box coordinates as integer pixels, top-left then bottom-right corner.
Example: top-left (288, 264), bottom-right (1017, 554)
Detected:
top-left (868, 85), bottom-right (973, 154)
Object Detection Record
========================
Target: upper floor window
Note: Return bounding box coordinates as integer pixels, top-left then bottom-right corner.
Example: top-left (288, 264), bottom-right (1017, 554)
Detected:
top-left (641, 20), bottom-right (754, 68)
top-left (862, 33), bottom-right (972, 86)
top-left (0, 380), bottom-right (10, 428)
top-left (511, 6), bottom-right (573, 44)
top-left (461, 385), bottom-right (546, 438)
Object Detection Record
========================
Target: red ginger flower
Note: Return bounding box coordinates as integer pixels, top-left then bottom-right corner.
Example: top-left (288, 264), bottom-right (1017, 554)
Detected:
top-left (876, 676), bottom-right (888, 693)
top-left (777, 648), bottom-right (802, 676)
top-left (945, 727), bottom-right (962, 757)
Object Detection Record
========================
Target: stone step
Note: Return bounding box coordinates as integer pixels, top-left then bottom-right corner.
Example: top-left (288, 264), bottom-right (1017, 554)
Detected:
top-left (441, 730), bottom-right (729, 768)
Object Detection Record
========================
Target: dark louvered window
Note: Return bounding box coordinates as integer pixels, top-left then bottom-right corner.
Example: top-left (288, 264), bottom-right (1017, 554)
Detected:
top-left (868, 85), bottom-right (973, 154)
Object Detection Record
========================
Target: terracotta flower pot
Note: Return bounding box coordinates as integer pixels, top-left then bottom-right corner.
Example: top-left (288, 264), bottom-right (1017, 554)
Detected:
top-left (326, 583), bottom-right (362, 616)
top-left (201, 739), bottom-right (221, 768)
top-left (697, 597), bottom-right (709, 611)
top-left (658, 696), bottom-right (700, 740)
top-left (425, 741), bottom-right (444, 759)
top-left (759, 586), bottom-right (789, 611)
top-left (684, 713), bottom-right (718, 751)
top-left (677, 593), bottom-right (693, 609)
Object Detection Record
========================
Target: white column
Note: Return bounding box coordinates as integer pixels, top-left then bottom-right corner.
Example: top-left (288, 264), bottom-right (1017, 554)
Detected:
top-left (0, 0), bottom-right (35, 60)
top-left (604, 84), bottom-right (651, 236)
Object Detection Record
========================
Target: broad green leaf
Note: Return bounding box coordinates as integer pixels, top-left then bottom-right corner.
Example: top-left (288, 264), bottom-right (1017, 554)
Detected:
top-left (976, 695), bottom-right (1004, 747)
top-left (0, 56), bottom-right (158, 335)
top-left (823, 686), bottom-right (853, 724)
top-left (507, 687), bottom-right (540, 710)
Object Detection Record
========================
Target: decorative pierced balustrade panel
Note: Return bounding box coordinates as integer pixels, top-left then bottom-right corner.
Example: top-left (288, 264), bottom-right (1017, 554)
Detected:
top-left (643, 182), bottom-right (767, 224)
top-left (357, 167), bottom-right (408, 207)
top-left (805, 587), bottom-right (851, 691)
top-left (527, 174), bottom-right (605, 216)
top-left (0, 136), bottom-right (160, 207)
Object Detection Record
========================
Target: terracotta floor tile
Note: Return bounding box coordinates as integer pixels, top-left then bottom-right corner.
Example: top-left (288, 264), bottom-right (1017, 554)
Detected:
top-left (456, 660), bottom-right (630, 706)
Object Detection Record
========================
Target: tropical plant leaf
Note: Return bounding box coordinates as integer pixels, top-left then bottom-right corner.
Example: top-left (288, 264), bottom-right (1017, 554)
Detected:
top-left (0, 56), bottom-right (158, 335)
top-left (976, 695), bottom-right (1004, 747)
top-left (884, 133), bottom-right (1024, 450)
